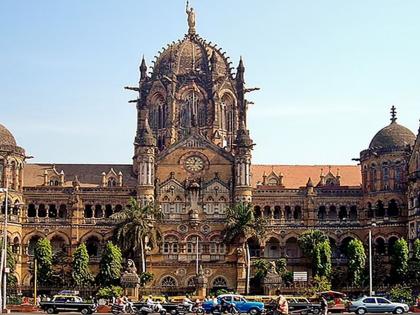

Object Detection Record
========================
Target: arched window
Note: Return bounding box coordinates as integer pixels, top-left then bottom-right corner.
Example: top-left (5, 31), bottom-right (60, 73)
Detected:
top-left (263, 206), bottom-right (271, 218)
top-left (105, 204), bottom-right (113, 218)
top-left (38, 204), bottom-right (46, 217)
top-left (318, 206), bottom-right (326, 221)
top-left (186, 236), bottom-right (202, 254)
top-left (115, 204), bottom-right (123, 213)
top-left (388, 236), bottom-right (398, 256)
top-left (85, 236), bottom-right (100, 257)
top-left (212, 277), bottom-right (228, 289)
top-left (161, 276), bottom-right (177, 287)
top-left (375, 237), bottom-right (386, 255)
top-left (367, 202), bottom-right (374, 218)
top-left (382, 162), bottom-right (389, 190)
top-left (94, 204), bottom-right (103, 218)
top-left (27, 204), bottom-right (36, 217)
top-left (375, 200), bottom-right (385, 217)
top-left (28, 236), bottom-right (41, 256)
top-left (387, 199), bottom-right (399, 217)
top-left (58, 204), bottom-right (67, 219)
top-left (285, 237), bottom-right (300, 258)
top-left (264, 237), bottom-right (280, 258)
top-left (12, 237), bottom-right (20, 254)
top-left (328, 205), bottom-right (337, 220)
top-left (293, 206), bottom-right (302, 220)
top-left (163, 236), bottom-right (179, 255)
top-left (48, 204), bottom-right (57, 218)
top-left (285, 206), bottom-right (292, 220)
top-left (274, 206), bottom-right (281, 219)
top-left (51, 235), bottom-right (66, 254)
top-left (84, 204), bottom-right (93, 218)
top-left (248, 237), bottom-right (260, 257)
top-left (338, 206), bottom-right (347, 220)
top-left (349, 205), bottom-right (357, 221)
top-left (107, 177), bottom-right (117, 187)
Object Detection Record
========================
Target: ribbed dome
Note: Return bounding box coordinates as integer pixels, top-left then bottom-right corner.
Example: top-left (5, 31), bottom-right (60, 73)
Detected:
top-left (152, 34), bottom-right (231, 78)
top-left (0, 123), bottom-right (17, 147)
top-left (369, 121), bottom-right (415, 149)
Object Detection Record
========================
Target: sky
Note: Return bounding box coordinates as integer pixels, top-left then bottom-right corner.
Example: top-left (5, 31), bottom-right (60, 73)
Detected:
top-left (1, 0), bottom-right (420, 165)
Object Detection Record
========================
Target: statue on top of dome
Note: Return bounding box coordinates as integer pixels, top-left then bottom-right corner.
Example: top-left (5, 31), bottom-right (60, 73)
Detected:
top-left (186, 1), bottom-right (196, 35)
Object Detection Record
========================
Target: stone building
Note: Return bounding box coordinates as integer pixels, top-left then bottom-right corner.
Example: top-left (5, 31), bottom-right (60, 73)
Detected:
top-left (1, 7), bottom-right (420, 294)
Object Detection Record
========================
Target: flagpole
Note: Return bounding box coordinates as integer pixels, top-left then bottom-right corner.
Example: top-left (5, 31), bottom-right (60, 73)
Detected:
top-left (196, 237), bottom-right (199, 274)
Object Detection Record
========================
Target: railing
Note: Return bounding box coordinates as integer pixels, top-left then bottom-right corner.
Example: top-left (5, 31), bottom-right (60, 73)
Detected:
top-left (25, 217), bottom-right (69, 223)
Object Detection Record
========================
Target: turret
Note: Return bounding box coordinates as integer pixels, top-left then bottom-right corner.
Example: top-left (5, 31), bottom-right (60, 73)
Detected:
top-left (140, 56), bottom-right (148, 82)
top-left (233, 120), bottom-right (254, 203)
top-left (134, 104), bottom-right (157, 205)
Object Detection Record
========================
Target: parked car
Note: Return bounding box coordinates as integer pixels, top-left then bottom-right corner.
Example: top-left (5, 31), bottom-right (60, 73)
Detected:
top-left (202, 294), bottom-right (264, 315)
top-left (348, 296), bottom-right (409, 314)
top-left (39, 295), bottom-right (96, 314)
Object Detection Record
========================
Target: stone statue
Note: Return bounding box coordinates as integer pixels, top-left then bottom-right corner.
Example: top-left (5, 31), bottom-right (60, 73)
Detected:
top-left (268, 260), bottom-right (278, 275)
top-left (125, 259), bottom-right (138, 274)
top-left (186, 1), bottom-right (196, 34)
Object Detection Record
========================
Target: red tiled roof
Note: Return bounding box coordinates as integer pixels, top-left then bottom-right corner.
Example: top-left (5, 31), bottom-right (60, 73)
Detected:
top-left (251, 164), bottom-right (361, 188)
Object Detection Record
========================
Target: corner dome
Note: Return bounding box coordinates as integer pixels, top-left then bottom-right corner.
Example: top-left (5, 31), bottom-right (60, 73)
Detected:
top-left (0, 123), bottom-right (17, 147)
top-left (369, 122), bottom-right (415, 150)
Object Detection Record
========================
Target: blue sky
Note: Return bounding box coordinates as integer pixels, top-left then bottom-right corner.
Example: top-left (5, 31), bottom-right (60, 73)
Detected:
top-left (1, 0), bottom-right (420, 165)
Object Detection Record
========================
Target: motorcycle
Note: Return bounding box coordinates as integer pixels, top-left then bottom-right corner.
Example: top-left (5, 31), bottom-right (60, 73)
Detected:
top-left (211, 303), bottom-right (239, 315)
top-left (111, 303), bottom-right (138, 314)
top-left (171, 302), bottom-right (204, 315)
top-left (139, 302), bottom-right (167, 315)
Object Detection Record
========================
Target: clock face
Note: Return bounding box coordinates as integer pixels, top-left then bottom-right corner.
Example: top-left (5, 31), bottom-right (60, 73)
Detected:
top-left (184, 156), bottom-right (205, 172)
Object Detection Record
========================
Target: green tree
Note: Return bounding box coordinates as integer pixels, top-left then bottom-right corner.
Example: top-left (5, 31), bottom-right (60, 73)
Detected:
top-left (72, 243), bottom-right (94, 286)
top-left (34, 238), bottom-right (53, 284)
top-left (222, 203), bottom-right (266, 294)
top-left (408, 239), bottom-right (420, 285)
top-left (389, 285), bottom-right (414, 305)
top-left (305, 275), bottom-right (332, 297)
top-left (139, 271), bottom-right (154, 287)
top-left (111, 198), bottom-right (162, 273)
top-left (390, 238), bottom-right (409, 282)
top-left (0, 241), bottom-right (18, 286)
top-left (347, 239), bottom-right (366, 286)
top-left (96, 286), bottom-right (123, 299)
top-left (298, 230), bottom-right (332, 278)
top-left (97, 242), bottom-right (123, 286)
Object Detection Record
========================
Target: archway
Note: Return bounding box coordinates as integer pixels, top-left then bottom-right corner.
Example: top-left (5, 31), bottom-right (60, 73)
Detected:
top-left (264, 237), bottom-right (280, 258)
top-left (247, 237), bottom-right (260, 258)
top-left (285, 237), bottom-right (300, 258)
top-left (387, 200), bottom-right (399, 217)
top-left (375, 237), bottom-right (386, 255)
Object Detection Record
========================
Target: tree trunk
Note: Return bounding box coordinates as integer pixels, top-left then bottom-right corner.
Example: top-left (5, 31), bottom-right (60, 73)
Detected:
top-left (140, 237), bottom-right (146, 273)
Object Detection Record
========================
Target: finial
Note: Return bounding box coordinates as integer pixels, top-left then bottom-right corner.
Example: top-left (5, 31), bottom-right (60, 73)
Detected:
top-left (390, 105), bottom-right (397, 123)
top-left (140, 55), bottom-right (147, 80)
top-left (186, 1), bottom-right (196, 35)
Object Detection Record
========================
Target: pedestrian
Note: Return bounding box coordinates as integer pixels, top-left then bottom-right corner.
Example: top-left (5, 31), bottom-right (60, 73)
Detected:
top-left (320, 296), bottom-right (328, 315)
top-left (276, 294), bottom-right (288, 315)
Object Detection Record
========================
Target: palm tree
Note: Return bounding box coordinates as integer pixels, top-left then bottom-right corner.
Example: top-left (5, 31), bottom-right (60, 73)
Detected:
top-left (111, 198), bottom-right (162, 273)
top-left (223, 202), bottom-right (266, 294)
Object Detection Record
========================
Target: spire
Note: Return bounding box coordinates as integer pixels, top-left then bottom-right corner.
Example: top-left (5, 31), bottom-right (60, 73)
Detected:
top-left (186, 1), bottom-right (196, 35)
top-left (236, 56), bottom-right (245, 83)
top-left (137, 107), bottom-right (156, 147)
top-left (140, 55), bottom-right (147, 80)
top-left (306, 177), bottom-right (314, 187)
top-left (390, 105), bottom-right (397, 123)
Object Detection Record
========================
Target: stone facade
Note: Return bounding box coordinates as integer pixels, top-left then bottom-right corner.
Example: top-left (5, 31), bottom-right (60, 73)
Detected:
top-left (1, 8), bottom-right (420, 294)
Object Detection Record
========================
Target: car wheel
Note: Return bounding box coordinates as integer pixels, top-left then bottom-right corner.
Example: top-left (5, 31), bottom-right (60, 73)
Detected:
top-left (394, 307), bottom-right (404, 314)
top-left (81, 308), bottom-right (90, 315)
top-left (171, 310), bottom-right (178, 315)
top-left (356, 308), bottom-right (366, 315)
top-left (46, 307), bottom-right (56, 314)
top-left (312, 308), bottom-right (320, 315)
top-left (249, 308), bottom-right (259, 315)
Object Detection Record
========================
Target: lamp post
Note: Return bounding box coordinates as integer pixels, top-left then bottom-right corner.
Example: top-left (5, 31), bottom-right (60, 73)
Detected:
top-left (368, 222), bottom-right (377, 296)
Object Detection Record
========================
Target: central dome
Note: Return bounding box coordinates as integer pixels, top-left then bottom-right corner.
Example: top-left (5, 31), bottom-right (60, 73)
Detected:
top-left (0, 123), bottom-right (17, 147)
top-left (152, 34), bottom-right (231, 78)
top-left (369, 121), bottom-right (415, 149)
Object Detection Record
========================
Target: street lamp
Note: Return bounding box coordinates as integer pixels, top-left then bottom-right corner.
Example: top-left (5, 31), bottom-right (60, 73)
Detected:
top-left (368, 222), bottom-right (377, 296)
top-left (0, 187), bottom-right (8, 312)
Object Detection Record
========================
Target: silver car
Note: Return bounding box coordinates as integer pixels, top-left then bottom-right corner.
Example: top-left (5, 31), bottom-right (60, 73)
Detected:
top-left (348, 297), bottom-right (409, 315)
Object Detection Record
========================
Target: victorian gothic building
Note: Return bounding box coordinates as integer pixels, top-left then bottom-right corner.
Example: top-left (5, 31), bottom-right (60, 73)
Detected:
top-left (1, 7), bottom-right (420, 294)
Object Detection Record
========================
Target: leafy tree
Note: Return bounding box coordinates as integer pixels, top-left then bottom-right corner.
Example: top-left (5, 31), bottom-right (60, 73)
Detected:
top-left (373, 253), bottom-right (387, 286)
top-left (72, 243), bottom-right (94, 286)
top-left (275, 258), bottom-right (287, 275)
top-left (305, 275), bottom-right (331, 296)
top-left (298, 230), bottom-right (332, 278)
top-left (390, 238), bottom-right (409, 282)
top-left (347, 239), bottom-right (366, 286)
top-left (408, 239), bottom-right (420, 285)
top-left (97, 242), bottom-right (123, 286)
top-left (111, 198), bottom-right (162, 273)
top-left (139, 271), bottom-right (154, 287)
top-left (389, 285), bottom-right (414, 305)
top-left (222, 203), bottom-right (266, 294)
top-left (96, 286), bottom-right (123, 299)
top-left (34, 238), bottom-right (53, 284)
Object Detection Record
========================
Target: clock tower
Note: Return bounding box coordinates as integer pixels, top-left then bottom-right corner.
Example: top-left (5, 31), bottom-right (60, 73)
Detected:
top-left (126, 4), bottom-right (255, 292)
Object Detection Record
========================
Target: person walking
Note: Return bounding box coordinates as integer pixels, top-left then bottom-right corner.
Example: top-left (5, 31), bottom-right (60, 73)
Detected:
top-left (276, 295), bottom-right (288, 315)
top-left (320, 296), bottom-right (328, 315)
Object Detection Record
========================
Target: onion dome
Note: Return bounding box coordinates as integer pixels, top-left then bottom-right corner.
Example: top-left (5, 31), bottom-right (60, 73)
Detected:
top-left (0, 123), bottom-right (17, 147)
top-left (369, 106), bottom-right (415, 150)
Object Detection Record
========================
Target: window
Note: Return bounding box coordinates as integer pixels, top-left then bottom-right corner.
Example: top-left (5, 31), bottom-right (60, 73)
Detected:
top-left (363, 298), bottom-right (376, 304)
top-left (376, 298), bottom-right (390, 304)
top-left (161, 276), bottom-right (177, 287)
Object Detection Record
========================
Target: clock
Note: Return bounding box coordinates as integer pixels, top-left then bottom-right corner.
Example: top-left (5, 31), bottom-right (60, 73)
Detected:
top-left (184, 156), bottom-right (205, 172)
